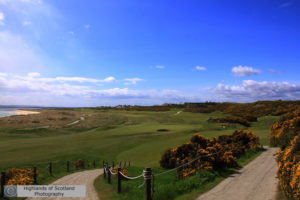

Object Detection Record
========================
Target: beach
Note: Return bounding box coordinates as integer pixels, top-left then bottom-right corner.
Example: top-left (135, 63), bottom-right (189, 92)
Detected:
top-left (15, 110), bottom-right (40, 116)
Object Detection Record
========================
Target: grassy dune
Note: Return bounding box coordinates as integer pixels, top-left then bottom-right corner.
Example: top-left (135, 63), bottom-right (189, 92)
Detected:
top-left (0, 108), bottom-right (278, 184)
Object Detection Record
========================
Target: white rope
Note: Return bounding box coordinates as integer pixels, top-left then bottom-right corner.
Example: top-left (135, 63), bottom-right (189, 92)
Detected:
top-left (108, 168), bottom-right (117, 175)
top-left (119, 171), bottom-right (144, 180)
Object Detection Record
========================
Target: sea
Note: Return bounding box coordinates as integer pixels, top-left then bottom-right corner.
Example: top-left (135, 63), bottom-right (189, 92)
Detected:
top-left (0, 108), bottom-right (18, 118)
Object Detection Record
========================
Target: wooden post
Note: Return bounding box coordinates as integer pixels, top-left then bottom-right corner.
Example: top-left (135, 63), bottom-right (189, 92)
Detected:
top-left (103, 164), bottom-right (106, 179)
top-left (33, 167), bottom-right (37, 184)
top-left (93, 160), bottom-right (96, 168)
top-left (49, 162), bottom-right (52, 176)
top-left (119, 162), bottom-right (121, 167)
top-left (117, 167), bottom-right (121, 193)
top-left (1, 171), bottom-right (5, 198)
top-left (107, 167), bottom-right (111, 184)
top-left (144, 167), bottom-right (152, 200)
top-left (67, 161), bottom-right (70, 172)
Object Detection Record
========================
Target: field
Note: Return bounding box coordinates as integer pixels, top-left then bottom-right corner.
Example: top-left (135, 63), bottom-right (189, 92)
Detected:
top-left (0, 108), bottom-right (278, 183)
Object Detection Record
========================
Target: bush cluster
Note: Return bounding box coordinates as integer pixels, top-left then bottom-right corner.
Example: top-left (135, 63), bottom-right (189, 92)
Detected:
top-left (74, 159), bottom-right (85, 169)
top-left (276, 136), bottom-right (300, 199)
top-left (270, 108), bottom-right (300, 148)
top-left (111, 166), bottom-right (128, 178)
top-left (270, 107), bottom-right (300, 199)
top-left (6, 168), bottom-right (35, 185)
top-left (160, 130), bottom-right (259, 178)
top-left (208, 116), bottom-right (251, 127)
top-left (184, 100), bottom-right (300, 118)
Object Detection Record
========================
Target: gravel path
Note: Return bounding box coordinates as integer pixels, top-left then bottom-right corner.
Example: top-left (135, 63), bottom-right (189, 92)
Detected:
top-left (196, 147), bottom-right (279, 200)
top-left (27, 169), bottom-right (103, 200)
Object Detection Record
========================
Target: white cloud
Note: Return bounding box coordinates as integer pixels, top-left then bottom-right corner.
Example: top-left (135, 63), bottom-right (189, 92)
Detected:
top-left (232, 65), bottom-right (261, 77)
top-left (155, 65), bottom-right (165, 69)
top-left (103, 76), bottom-right (116, 83)
top-left (22, 20), bottom-right (32, 26)
top-left (0, 72), bottom-right (7, 76)
top-left (28, 72), bottom-right (40, 77)
top-left (195, 66), bottom-right (206, 71)
top-left (56, 76), bottom-right (116, 83)
top-left (214, 80), bottom-right (300, 101)
top-left (0, 12), bottom-right (5, 26)
top-left (124, 78), bottom-right (143, 85)
top-left (0, 73), bottom-right (201, 107)
top-left (13, 74), bottom-right (117, 83)
top-left (55, 77), bottom-right (100, 83)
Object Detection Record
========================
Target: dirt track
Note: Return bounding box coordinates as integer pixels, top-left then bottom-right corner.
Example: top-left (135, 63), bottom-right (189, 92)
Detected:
top-left (196, 147), bottom-right (279, 200)
top-left (27, 169), bottom-right (102, 200)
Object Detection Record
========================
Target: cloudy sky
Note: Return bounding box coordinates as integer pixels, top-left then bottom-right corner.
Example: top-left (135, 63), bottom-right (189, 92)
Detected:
top-left (0, 0), bottom-right (299, 107)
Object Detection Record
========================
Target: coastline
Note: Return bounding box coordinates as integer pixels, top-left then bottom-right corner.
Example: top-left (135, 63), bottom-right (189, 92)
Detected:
top-left (14, 110), bottom-right (40, 116)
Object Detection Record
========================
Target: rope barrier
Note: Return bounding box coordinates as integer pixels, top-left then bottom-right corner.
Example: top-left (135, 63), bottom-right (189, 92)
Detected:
top-left (108, 168), bottom-right (117, 175)
top-left (119, 171), bottom-right (144, 180)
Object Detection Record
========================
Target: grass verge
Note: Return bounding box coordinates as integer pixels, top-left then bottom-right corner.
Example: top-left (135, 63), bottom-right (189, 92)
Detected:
top-left (94, 148), bottom-right (262, 200)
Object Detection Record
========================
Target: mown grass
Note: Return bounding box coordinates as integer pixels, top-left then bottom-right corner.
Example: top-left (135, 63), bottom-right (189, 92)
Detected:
top-left (95, 149), bottom-right (263, 200)
top-left (0, 108), bottom-right (275, 199)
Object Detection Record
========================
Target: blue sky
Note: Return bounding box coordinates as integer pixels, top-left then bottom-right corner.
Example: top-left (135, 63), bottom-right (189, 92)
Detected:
top-left (0, 0), bottom-right (299, 106)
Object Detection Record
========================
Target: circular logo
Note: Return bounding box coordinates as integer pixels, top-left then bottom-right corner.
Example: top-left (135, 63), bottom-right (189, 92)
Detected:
top-left (4, 185), bottom-right (17, 197)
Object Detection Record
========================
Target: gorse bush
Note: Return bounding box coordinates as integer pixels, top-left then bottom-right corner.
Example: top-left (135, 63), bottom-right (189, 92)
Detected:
top-left (160, 130), bottom-right (260, 178)
top-left (184, 100), bottom-right (300, 118)
top-left (74, 159), bottom-right (85, 169)
top-left (6, 168), bottom-right (35, 185)
top-left (277, 136), bottom-right (300, 199)
top-left (270, 106), bottom-right (300, 199)
top-left (270, 108), bottom-right (300, 148)
top-left (111, 165), bottom-right (128, 177)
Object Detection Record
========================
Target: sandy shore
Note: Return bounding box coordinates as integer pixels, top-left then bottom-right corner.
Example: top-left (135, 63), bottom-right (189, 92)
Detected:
top-left (15, 110), bottom-right (40, 116)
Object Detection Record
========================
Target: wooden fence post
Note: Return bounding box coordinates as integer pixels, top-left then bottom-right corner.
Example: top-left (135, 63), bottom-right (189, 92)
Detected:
top-left (33, 167), bottom-right (37, 184)
top-left (103, 164), bottom-right (106, 179)
top-left (117, 168), bottom-right (121, 193)
top-left (1, 171), bottom-right (5, 198)
top-left (144, 167), bottom-right (152, 200)
top-left (49, 162), bottom-right (52, 176)
top-left (67, 161), bottom-right (70, 172)
top-left (107, 167), bottom-right (111, 184)
top-left (119, 162), bottom-right (121, 167)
